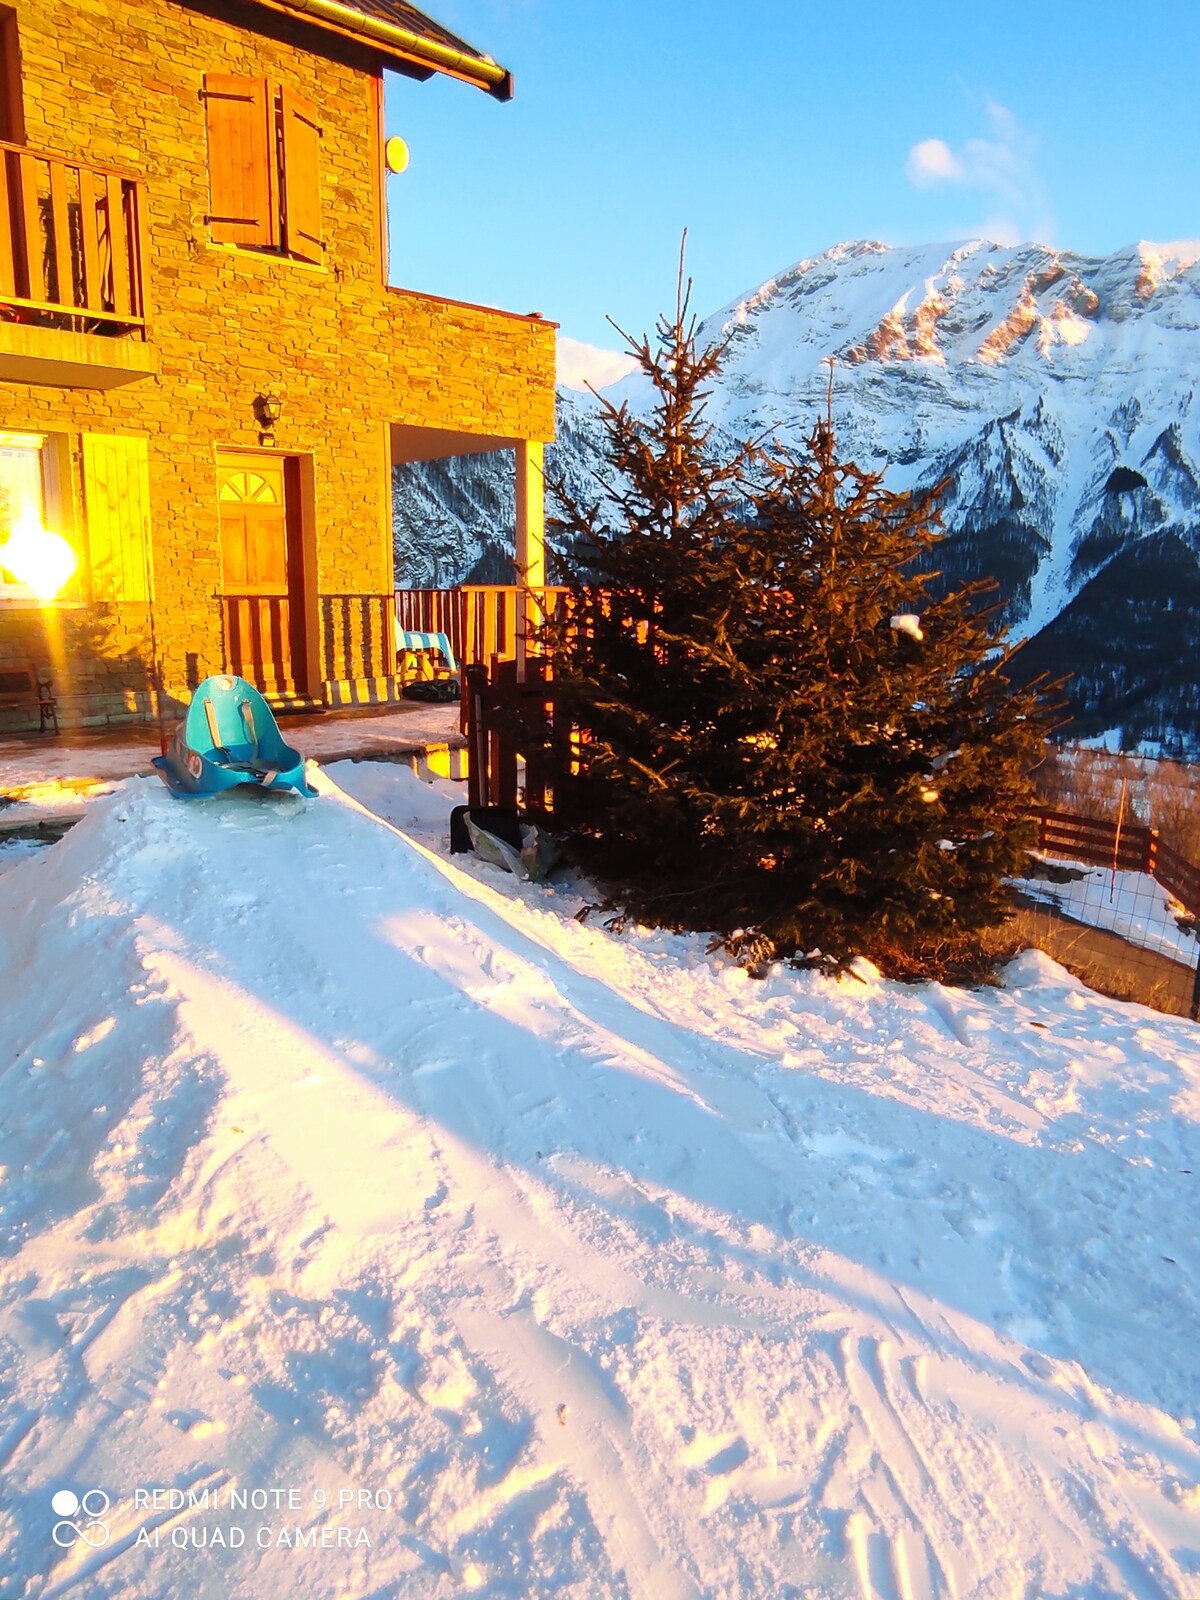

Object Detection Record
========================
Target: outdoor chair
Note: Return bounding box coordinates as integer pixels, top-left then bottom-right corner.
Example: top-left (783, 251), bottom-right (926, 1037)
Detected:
top-left (395, 625), bottom-right (459, 686)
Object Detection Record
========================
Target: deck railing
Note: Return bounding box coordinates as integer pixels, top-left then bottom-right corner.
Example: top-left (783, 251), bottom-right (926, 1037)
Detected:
top-left (395, 586), bottom-right (571, 671)
top-left (460, 585), bottom-right (570, 669)
top-left (321, 592), bottom-right (395, 683)
top-left (394, 587), bottom-right (462, 654)
top-left (0, 140), bottom-right (148, 333)
top-left (221, 595), bottom-right (296, 692)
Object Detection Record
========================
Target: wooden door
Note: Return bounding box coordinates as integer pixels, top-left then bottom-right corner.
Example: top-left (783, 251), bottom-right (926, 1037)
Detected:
top-left (218, 454), bottom-right (305, 694)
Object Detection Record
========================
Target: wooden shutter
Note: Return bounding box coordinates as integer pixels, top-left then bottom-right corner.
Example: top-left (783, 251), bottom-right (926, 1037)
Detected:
top-left (203, 74), bottom-right (277, 247)
top-left (280, 88), bottom-right (321, 264)
top-left (0, 9), bottom-right (25, 144)
top-left (280, 87), bottom-right (322, 263)
top-left (82, 434), bottom-right (152, 603)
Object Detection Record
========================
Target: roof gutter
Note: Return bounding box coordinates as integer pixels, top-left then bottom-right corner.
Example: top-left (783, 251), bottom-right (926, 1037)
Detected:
top-left (272, 0), bottom-right (513, 99)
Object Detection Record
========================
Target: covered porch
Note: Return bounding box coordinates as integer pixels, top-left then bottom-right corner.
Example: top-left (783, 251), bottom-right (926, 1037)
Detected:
top-left (389, 419), bottom-right (563, 681)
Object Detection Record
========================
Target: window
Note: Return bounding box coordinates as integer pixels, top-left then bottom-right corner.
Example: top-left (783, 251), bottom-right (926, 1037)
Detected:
top-left (0, 434), bottom-right (48, 600)
top-left (0, 432), bottom-right (77, 604)
top-left (203, 75), bottom-right (323, 264)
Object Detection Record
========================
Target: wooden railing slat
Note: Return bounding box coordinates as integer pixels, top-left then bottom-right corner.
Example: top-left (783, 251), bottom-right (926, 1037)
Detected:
top-left (0, 152), bottom-right (15, 297)
top-left (47, 159), bottom-right (71, 306)
top-left (78, 166), bottom-right (101, 311)
top-left (15, 150), bottom-right (43, 301)
top-left (129, 178), bottom-right (148, 322)
top-left (105, 175), bottom-right (130, 314)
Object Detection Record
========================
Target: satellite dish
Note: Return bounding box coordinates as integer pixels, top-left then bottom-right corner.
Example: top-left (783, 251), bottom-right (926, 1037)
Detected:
top-left (384, 136), bottom-right (410, 174)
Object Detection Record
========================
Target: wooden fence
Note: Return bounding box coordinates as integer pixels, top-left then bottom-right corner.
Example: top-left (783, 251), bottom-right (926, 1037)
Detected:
top-left (1032, 808), bottom-right (1200, 920)
top-left (464, 657), bottom-right (561, 812)
top-left (460, 668), bottom-right (1200, 925)
top-left (0, 140), bottom-right (147, 331)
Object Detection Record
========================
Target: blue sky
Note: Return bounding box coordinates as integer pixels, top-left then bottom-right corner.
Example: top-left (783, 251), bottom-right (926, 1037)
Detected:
top-left (384, 1), bottom-right (1200, 382)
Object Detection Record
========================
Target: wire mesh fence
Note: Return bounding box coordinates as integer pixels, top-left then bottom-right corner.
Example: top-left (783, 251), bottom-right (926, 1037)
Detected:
top-left (1015, 810), bottom-right (1200, 1022)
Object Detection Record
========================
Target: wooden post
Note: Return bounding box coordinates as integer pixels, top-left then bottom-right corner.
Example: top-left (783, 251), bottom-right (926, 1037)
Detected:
top-left (1109, 777), bottom-right (1127, 903)
top-left (465, 663), bottom-right (487, 808)
top-left (14, 149), bottom-right (40, 300)
top-left (514, 440), bottom-right (545, 587)
top-left (515, 441), bottom-right (545, 683)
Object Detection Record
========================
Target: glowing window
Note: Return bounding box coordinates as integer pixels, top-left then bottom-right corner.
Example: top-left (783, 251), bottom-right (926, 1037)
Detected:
top-left (219, 469), bottom-right (281, 504)
top-left (0, 433), bottom-right (46, 600)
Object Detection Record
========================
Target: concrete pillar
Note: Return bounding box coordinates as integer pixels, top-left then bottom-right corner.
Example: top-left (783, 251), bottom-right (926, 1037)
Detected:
top-left (514, 439), bottom-right (545, 588)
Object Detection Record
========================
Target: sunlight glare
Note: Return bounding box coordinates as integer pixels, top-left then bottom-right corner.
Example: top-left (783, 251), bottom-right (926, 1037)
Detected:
top-left (0, 506), bottom-right (77, 599)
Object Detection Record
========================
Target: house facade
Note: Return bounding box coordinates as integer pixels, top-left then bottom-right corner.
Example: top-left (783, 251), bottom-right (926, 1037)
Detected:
top-left (0, 0), bottom-right (556, 726)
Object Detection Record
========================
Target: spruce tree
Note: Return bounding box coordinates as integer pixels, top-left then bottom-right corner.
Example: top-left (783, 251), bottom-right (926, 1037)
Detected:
top-left (525, 274), bottom-right (1050, 977)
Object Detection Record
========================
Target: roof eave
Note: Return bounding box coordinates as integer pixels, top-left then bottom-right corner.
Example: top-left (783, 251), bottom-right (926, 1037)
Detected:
top-left (250, 0), bottom-right (513, 99)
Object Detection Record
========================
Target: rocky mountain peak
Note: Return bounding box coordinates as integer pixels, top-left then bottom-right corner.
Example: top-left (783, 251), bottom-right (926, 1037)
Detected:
top-left (394, 238), bottom-right (1200, 753)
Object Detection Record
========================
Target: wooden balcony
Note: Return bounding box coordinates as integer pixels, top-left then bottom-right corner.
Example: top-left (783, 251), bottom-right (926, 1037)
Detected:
top-left (0, 140), bottom-right (157, 387)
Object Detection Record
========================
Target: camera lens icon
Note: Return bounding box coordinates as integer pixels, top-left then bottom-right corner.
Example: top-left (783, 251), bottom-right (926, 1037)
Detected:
top-left (52, 1488), bottom-right (111, 1548)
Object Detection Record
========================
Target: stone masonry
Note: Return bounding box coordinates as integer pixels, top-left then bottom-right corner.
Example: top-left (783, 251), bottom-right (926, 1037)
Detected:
top-left (0, 0), bottom-right (556, 727)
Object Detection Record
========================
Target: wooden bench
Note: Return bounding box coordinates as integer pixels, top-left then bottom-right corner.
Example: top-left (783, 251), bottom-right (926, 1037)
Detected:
top-left (0, 664), bottom-right (59, 735)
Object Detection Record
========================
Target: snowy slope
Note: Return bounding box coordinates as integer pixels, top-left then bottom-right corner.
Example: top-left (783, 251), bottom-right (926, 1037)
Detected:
top-left (1, 769), bottom-right (1199, 1598)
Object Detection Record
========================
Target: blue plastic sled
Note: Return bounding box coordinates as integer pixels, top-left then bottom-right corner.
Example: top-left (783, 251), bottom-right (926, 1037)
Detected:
top-left (153, 675), bottom-right (316, 799)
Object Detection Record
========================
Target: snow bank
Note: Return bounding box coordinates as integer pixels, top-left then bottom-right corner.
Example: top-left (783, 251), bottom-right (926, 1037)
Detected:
top-left (0, 766), bottom-right (1198, 1598)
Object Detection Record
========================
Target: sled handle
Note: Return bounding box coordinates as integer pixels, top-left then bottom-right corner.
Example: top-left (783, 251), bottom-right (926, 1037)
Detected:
top-left (239, 698), bottom-right (257, 752)
top-left (203, 696), bottom-right (225, 758)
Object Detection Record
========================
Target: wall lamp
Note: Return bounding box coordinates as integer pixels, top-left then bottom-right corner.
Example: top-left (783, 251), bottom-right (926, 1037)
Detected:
top-left (254, 393), bottom-right (283, 444)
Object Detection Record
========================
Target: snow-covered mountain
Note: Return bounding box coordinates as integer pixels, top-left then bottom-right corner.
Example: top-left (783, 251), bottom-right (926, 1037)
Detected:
top-left (394, 238), bottom-right (1200, 752)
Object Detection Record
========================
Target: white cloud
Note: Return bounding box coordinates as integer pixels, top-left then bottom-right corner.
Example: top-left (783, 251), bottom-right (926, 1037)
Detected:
top-left (906, 138), bottom-right (964, 187)
top-left (904, 102), bottom-right (1053, 244)
top-left (556, 336), bottom-right (640, 393)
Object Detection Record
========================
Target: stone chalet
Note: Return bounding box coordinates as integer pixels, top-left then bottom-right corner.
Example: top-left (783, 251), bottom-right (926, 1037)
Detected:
top-left (0, 0), bottom-right (556, 725)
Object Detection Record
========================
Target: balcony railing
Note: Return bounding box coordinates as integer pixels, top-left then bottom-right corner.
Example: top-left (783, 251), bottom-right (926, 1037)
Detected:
top-left (395, 585), bottom-right (571, 672)
top-left (0, 140), bottom-right (148, 334)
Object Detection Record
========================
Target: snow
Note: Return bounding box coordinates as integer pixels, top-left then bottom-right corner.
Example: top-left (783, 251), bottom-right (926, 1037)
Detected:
top-left (1, 763), bottom-right (1198, 1598)
top-left (556, 336), bottom-right (641, 394)
top-left (594, 236), bottom-right (1200, 651)
top-left (1014, 857), bottom-right (1200, 966)
top-left (0, 836), bottom-right (52, 877)
top-left (889, 613), bottom-right (924, 641)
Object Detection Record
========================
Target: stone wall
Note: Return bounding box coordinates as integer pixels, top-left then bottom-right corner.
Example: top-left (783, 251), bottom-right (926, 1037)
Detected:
top-left (0, 0), bottom-right (556, 726)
